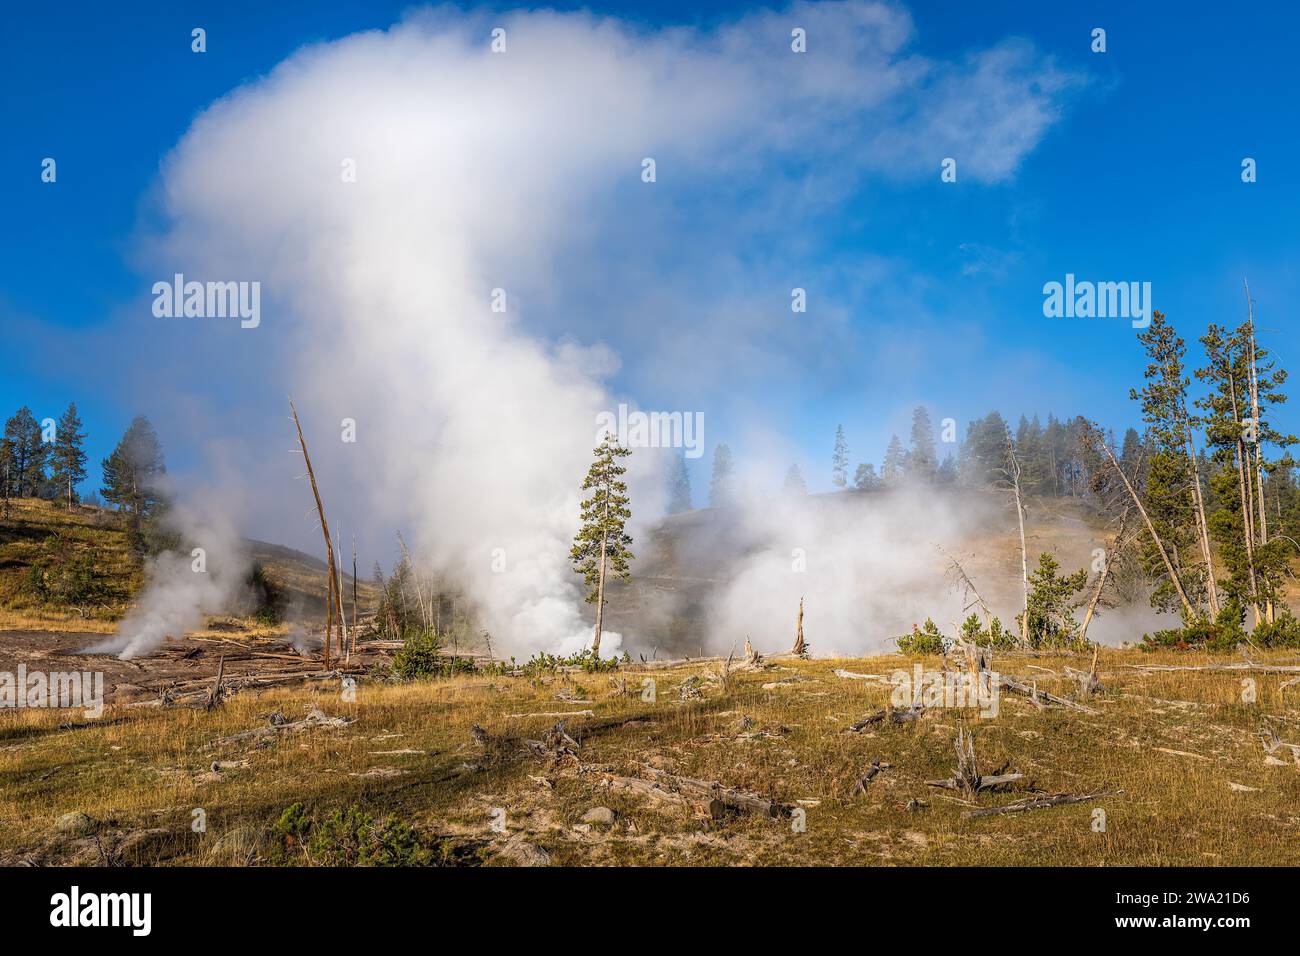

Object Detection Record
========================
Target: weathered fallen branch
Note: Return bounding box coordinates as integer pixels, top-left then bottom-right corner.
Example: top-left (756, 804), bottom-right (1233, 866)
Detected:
top-left (963, 789), bottom-right (1122, 819)
top-left (636, 765), bottom-right (792, 820)
top-left (833, 668), bottom-right (891, 683)
top-left (209, 706), bottom-right (356, 748)
top-left (851, 759), bottom-right (892, 796)
top-left (1124, 662), bottom-right (1300, 674)
top-left (998, 674), bottom-right (1099, 714)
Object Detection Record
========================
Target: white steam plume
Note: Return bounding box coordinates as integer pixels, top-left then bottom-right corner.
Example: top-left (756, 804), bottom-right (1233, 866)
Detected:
top-left (124, 2), bottom-right (1077, 656)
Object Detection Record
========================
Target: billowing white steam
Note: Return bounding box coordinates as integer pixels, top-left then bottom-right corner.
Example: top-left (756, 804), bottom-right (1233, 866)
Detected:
top-left (116, 2), bottom-right (1076, 656)
top-left (87, 506), bottom-right (247, 658)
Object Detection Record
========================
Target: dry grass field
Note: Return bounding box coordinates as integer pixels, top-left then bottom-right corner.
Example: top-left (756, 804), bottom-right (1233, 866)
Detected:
top-left (2, 646), bottom-right (1298, 867)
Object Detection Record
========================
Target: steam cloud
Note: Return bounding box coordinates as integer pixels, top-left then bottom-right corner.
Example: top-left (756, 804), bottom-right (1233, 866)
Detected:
top-left (113, 2), bottom-right (1081, 657)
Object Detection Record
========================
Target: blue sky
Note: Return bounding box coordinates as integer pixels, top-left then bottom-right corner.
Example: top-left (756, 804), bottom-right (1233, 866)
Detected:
top-left (2, 0), bottom-right (1298, 513)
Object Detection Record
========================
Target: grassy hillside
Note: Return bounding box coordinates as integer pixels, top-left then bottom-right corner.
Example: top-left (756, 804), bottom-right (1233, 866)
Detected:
top-left (0, 498), bottom-right (369, 634)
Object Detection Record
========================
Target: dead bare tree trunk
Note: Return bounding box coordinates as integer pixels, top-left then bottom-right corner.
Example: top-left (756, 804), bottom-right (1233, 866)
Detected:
top-left (289, 398), bottom-right (341, 668)
top-left (1095, 430), bottom-right (1195, 618)
top-left (940, 546), bottom-right (993, 632)
top-left (791, 597), bottom-right (807, 656)
top-left (1004, 436), bottom-right (1030, 646)
top-left (351, 535), bottom-right (358, 659)
top-left (1245, 278), bottom-right (1274, 623)
top-left (396, 531), bottom-right (429, 635)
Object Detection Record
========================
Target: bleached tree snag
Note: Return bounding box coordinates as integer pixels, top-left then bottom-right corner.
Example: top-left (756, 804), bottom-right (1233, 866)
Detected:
top-left (791, 597), bottom-right (807, 656)
top-left (999, 434), bottom-right (1031, 645)
top-left (1244, 280), bottom-right (1274, 622)
top-left (962, 790), bottom-right (1122, 820)
top-left (205, 655), bottom-right (225, 711)
top-left (289, 398), bottom-right (341, 668)
top-left (925, 727), bottom-right (1023, 796)
top-left (1066, 646), bottom-right (1103, 699)
top-left (1093, 428), bottom-right (1195, 618)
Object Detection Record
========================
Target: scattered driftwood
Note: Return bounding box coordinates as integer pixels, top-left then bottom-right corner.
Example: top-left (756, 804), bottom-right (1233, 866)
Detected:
top-left (851, 759), bottom-right (893, 796)
top-left (128, 668), bottom-right (363, 709)
top-left (926, 728), bottom-right (1023, 796)
top-left (1259, 725), bottom-right (1300, 762)
top-left (998, 674), bottom-right (1099, 714)
top-left (1123, 662), bottom-right (1300, 674)
top-left (209, 707), bottom-right (356, 748)
top-left (629, 656), bottom-right (726, 671)
top-left (506, 710), bottom-right (594, 719)
top-left (843, 705), bottom-right (925, 733)
top-left (963, 789), bottom-right (1122, 820)
top-left (472, 720), bottom-right (579, 763)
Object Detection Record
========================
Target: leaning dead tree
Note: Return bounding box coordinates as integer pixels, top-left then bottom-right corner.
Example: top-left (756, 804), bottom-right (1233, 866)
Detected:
top-left (289, 398), bottom-right (346, 666)
top-left (1078, 507), bottom-right (1132, 644)
top-left (940, 545), bottom-right (993, 632)
top-left (1090, 424), bottom-right (1195, 618)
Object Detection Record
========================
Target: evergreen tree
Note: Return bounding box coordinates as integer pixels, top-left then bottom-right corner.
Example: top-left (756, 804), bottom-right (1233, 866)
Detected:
top-left (2, 407), bottom-right (46, 497)
top-left (1196, 321), bottom-right (1295, 623)
top-left (831, 425), bottom-right (849, 488)
top-left (101, 415), bottom-right (168, 548)
top-left (49, 402), bottom-right (88, 509)
top-left (960, 411), bottom-right (1010, 486)
top-left (708, 443), bottom-right (736, 509)
top-left (881, 434), bottom-right (906, 485)
top-left (936, 453), bottom-right (958, 484)
top-left (907, 406), bottom-right (937, 481)
top-left (666, 452), bottom-right (692, 514)
top-left (570, 437), bottom-right (634, 658)
top-left (783, 463), bottom-right (807, 496)
top-left (853, 462), bottom-right (879, 490)
top-left (1131, 311), bottom-right (1218, 616)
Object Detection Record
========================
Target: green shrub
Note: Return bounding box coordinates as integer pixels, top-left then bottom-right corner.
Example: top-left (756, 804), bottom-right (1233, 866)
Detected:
top-left (392, 630), bottom-right (476, 680)
top-left (1140, 609), bottom-right (1246, 652)
top-left (959, 613), bottom-right (1017, 650)
top-left (1253, 613), bottom-right (1300, 648)
top-left (272, 802), bottom-right (433, 866)
top-left (896, 618), bottom-right (949, 654)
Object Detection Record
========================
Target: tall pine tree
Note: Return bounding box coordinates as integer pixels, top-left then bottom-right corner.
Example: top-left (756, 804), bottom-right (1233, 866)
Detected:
top-left (50, 402), bottom-right (88, 509)
top-left (831, 425), bottom-right (849, 488)
top-left (102, 415), bottom-right (167, 550)
top-left (667, 452), bottom-right (692, 514)
top-left (571, 437), bottom-right (633, 658)
top-left (709, 443), bottom-right (735, 508)
top-left (908, 406), bottom-right (937, 481)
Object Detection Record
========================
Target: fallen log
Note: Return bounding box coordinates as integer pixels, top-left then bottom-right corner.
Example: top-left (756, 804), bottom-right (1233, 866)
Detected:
top-left (1123, 663), bottom-right (1300, 674)
top-left (632, 765), bottom-right (793, 820)
top-left (833, 669), bottom-right (891, 683)
top-left (842, 705), bottom-right (925, 733)
top-left (963, 789), bottom-right (1122, 819)
top-left (208, 706), bottom-right (356, 747)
